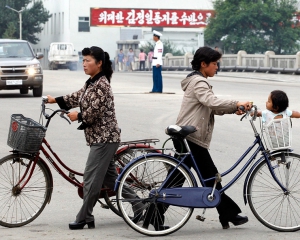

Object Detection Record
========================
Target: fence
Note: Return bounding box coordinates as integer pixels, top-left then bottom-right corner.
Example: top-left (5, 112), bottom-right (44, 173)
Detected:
top-left (116, 51), bottom-right (300, 74)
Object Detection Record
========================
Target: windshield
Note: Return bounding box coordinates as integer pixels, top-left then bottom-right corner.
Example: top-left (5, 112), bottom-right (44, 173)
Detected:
top-left (0, 42), bottom-right (34, 58)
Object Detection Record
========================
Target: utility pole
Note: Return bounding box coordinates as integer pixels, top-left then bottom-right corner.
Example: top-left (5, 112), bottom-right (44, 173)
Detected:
top-left (5, 5), bottom-right (25, 40)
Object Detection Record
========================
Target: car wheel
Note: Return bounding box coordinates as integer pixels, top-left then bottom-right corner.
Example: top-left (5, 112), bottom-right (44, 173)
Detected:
top-left (33, 85), bottom-right (43, 97)
top-left (20, 88), bottom-right (29, 94)
top-left (49, 62), bottom-right (57, 70)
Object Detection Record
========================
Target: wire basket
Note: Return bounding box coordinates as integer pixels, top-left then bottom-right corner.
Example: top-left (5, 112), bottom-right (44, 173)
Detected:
top-left (264, 117), bottom-right (292, 150)
top-left (7, 114), bottom-right (46, 153)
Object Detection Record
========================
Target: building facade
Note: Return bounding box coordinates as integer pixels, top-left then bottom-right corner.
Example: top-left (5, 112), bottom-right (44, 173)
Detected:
top-left (33, 0), bottom-right (213, 69)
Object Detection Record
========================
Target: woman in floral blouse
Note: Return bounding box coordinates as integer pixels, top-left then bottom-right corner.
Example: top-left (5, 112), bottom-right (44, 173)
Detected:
top-left (46, 46), bottom-right (142, 230)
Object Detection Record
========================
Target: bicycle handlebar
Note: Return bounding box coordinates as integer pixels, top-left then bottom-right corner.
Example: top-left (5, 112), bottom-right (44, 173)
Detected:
top-left (240, 104), bottom-right (258, 122)
top-left (41, 96), bottom-right (71, 127)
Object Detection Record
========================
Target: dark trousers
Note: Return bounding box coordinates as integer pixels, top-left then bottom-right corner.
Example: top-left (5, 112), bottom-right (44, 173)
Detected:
top-left (76, 143), bottom-right (144, 223)
top-left (139, 61), bottom-right (145, 71)
top-left (152, 66), bottom-right (163, 92)
top-left (172, 139), bottom-right (241, 219)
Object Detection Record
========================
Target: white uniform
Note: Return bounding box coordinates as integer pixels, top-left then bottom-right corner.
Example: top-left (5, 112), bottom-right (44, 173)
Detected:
top-left (152, 40), bottom-right (163, 66)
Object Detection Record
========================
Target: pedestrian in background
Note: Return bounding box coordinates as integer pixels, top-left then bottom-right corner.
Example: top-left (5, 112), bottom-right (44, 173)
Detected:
top-left (150, 30), bottom-right (163, 93)
top-left (147, 48), bottom-right (154, 71)
top-left (117, 49), bottom-right (125, 71)
top-left (127, 48), bottom-right (135, 71)
top-left (139, 49), bottom-right (147, 71)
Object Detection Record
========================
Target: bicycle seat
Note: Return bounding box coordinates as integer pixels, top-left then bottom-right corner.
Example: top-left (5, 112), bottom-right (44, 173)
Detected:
top-left (165, 125), bottom-right (197, 138)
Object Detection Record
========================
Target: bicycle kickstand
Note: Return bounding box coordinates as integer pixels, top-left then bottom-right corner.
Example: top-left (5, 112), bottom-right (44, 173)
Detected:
top-left (196, 208), bottom-right (206, 222)
top-left (97, 199), bottom-right (109, 209)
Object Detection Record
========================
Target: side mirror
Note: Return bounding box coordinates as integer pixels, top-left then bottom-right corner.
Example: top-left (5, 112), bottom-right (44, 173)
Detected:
top-left (36, 52), bottom-right (44, 59)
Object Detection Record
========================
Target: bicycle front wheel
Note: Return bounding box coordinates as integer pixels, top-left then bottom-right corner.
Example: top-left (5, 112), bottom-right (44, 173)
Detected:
top-left (116, 155), bottom-right (195, 236)
top-left (247, 152), bottom-right (300, 232)
top-left (104, 146), bottom-right (159, 217)
top-left (0, 154), bottom-right (52, 227)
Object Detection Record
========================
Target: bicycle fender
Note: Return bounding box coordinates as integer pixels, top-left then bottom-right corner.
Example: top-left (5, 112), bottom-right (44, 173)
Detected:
top-left (243, 149), bottom-right (293, 205)
top-left (114, 153), bottom-right (197, 191)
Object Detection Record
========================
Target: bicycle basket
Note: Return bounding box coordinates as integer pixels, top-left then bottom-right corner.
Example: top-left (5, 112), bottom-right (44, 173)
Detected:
top-left (7, 114), bottom-right (46, 153)
top-left (264, 117), bottom-right (292, 150)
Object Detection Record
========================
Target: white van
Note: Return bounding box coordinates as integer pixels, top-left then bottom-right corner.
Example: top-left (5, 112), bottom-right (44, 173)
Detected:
top-left (48, 42), bottom-right (79, 71)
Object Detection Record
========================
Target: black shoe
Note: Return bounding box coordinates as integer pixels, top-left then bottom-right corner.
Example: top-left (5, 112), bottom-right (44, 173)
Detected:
top-left (220, 215), bottom-right (248, 229)
top-left (155, 225), bottom-right (170, 231)
top-left (69, 220), bottom-right (95, 230)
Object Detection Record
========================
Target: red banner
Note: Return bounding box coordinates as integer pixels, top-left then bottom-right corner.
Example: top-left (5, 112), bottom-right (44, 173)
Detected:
top-left (90, 8), bottom-right (214, 28)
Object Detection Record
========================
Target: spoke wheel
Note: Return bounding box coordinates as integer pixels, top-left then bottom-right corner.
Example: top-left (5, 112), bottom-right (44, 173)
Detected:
top-left (247, 152), bottom-right (300, 232)
top-left (116, 155), bottom-right (194, 236)
top-left (0, 154), bottom-right (52, 227)
top-left (104, 146), bottom-right (158, 217)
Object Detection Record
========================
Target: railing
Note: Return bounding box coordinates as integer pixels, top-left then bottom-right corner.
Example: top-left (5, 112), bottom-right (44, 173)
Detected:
top-left (114, 51), bottom-right (300, 74)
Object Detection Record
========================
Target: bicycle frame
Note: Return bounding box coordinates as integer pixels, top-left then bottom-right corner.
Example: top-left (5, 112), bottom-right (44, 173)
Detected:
top-left (115, 113), bottom-right (290, 208)
top-left (17, 137), bottom-right (161, 194)
top-left (16, 137), bottom-right (83, 193)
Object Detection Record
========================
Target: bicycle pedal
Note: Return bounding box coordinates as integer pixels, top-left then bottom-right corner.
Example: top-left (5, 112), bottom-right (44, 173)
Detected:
top-left (196, 215), bottom-right (205, 222)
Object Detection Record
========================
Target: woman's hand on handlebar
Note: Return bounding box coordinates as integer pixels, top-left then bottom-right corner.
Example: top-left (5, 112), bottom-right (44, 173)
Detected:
top-left (46, 95), bottom-right (56, 104)
top-left (67, 111), bottom-right (79, 122)
top-left (236, 101), bottom-right (252, 114)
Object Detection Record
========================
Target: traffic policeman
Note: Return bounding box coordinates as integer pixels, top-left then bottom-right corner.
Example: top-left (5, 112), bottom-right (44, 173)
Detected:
top-left (151, 30), bottom-right (163, 93)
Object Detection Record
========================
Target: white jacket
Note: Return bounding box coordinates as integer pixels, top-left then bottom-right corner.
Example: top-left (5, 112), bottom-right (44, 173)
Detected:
top-left (152, 40), bottom-right (163, 66)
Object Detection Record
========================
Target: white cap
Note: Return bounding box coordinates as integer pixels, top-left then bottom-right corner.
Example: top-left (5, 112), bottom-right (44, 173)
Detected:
top-left (153, 30), bottom-right (163, 37)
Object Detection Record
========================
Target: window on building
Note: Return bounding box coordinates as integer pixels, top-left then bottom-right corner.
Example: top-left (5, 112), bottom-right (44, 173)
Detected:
top-left (78, 17), bottom-right (90, 32)
top-left (62, 12), bottom-right (64, 34)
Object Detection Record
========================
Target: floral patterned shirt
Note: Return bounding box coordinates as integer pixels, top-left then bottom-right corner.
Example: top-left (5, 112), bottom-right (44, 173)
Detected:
top-left (56, 71), bottom-right (120, 145)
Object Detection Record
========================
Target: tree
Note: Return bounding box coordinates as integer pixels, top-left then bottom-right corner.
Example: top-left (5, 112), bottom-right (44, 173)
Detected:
top-left (0, 0), bottom-right (51, 44)
top-left (2, 22), bottom-right (16, 39)
top-left (205, 0), bottom-right (300, 54)
top-left (140, 39), bottom-right (185, 56)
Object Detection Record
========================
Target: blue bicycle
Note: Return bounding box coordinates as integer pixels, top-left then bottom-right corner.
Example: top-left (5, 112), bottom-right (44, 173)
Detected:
top-left (114, 105), bottom-right (300, 236)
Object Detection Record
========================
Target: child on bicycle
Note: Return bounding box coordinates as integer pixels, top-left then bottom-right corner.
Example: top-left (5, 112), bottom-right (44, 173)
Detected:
top-left (256, 90), bottom-right (300, 123)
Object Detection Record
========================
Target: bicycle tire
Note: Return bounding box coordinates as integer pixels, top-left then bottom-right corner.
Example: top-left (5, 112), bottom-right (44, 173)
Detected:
top-left (0, 154), bottom-right (52, 228)
top-left (247, 152), bottom-right (300, 232)
top-left (104, 146), bottom-right (159, 217)
top-left (116, 155), bottom-right (195, 236)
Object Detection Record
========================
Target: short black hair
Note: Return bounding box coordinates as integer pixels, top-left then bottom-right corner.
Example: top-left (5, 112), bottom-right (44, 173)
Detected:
top-left (191, 46), bottom-right (222, 71)
top-left (270, 90), bottom-right (289, 112)
top-left (140, 49), bottom-right (144, 52)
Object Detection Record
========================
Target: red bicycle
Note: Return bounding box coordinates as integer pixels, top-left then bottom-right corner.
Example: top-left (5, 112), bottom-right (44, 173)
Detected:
top-left (0, 98), bottom-right (160, 228)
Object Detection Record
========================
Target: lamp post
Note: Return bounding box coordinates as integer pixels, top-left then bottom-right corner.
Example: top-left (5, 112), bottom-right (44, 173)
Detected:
top-left (5, 5), bottom-right (25, 40)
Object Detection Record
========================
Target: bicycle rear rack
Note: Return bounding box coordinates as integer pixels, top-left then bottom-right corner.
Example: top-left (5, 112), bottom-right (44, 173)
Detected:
top-left (119, 138), bottom-right (160, 146)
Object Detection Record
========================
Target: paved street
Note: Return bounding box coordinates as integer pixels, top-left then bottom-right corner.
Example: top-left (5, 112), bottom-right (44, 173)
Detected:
top-left (0, 70), bottom-right (300, 240)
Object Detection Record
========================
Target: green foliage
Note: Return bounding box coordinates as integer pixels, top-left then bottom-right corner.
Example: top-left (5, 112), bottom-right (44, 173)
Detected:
top-left (140, 39), bottom-right (185, 56)
top-left (205, 0), bottom-right (300, 54)
top-left (0, 0), bottom-right (51, 44)
top-left (2, 22), bottom-right (16, 39)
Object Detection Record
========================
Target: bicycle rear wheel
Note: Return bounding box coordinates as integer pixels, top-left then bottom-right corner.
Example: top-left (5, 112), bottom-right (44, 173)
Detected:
top-left (247, 152), bottom-right (300, 232)
top-left (116, 155), bottom-right (195, 236)
top-left (104, 146), bottom-right (158, 217)
top-left (0, 154), bottom-right (52, 227)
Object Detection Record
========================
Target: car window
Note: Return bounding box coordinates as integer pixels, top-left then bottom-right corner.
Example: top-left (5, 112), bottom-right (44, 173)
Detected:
top-left (0, 42), bottom-right (34, 58)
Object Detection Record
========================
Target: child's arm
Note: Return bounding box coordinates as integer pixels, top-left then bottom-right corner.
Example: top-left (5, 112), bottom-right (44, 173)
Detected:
top-left (291, 111), bottom-right (300, 118)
